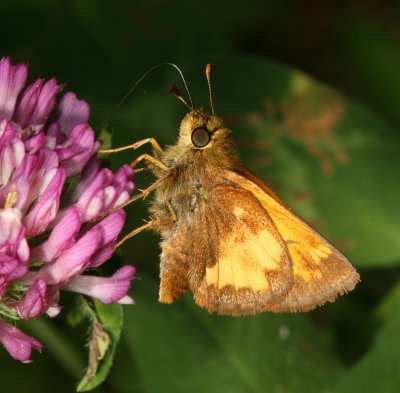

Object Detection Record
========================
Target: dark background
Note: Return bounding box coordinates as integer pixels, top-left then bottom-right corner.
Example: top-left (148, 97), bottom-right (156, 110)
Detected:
top-left (1, 1), bottom-right (400, 392)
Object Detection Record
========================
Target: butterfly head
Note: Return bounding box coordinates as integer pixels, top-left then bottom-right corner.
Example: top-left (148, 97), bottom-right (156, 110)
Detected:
top-left (166, 64), bottom-right (238, 169)
top-left (170, 64), bottom-right (231, 151)
top-left (178, 108), bottom-right (228, 150)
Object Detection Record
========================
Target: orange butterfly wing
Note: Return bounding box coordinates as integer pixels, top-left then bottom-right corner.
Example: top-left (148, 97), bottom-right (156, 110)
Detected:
top-left (223, 169), bottom-right (360, 312)
top-left (158, 168), bottom-right (359, 315)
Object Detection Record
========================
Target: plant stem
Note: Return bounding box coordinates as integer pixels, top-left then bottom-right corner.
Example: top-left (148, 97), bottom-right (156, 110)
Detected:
top-left (21, 318), bottom-right (85, 378)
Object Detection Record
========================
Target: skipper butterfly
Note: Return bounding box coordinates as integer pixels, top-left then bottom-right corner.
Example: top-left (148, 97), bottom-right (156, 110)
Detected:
top-left (105, 64), bottom-right (359, 316)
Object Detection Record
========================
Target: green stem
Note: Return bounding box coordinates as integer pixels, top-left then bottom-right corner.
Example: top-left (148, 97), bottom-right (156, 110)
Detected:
top-left (21, 318), bottom-right (85, 378)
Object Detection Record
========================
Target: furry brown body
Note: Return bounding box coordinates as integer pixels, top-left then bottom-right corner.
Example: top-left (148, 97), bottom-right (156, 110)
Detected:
top-left (149, 109), bottom-right (239, 224)
top-left (141, 108), bottom-right (359, 316)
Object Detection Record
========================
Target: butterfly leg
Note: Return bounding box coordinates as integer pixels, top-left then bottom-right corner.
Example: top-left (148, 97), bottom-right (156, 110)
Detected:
top-left (166, 202), bottom-right (177, 221)
top-left (99, 137), bottom-right (163, 155)
top-left (116, 219), bottom-right (173, 248)
top-left (130, 153), bottom-right (167, 171)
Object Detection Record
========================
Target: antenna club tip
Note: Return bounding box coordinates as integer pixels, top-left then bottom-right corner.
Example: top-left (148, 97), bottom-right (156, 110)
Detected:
top-left (168, 84), bottom-right (193, 110)
top-left (167, 84), bottom-right (176, 93)
top-left (205, 64), bottom-right (215, 115)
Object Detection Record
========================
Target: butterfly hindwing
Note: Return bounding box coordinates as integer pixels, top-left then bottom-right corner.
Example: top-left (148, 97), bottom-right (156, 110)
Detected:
top-left (224, 169), bottom-right (360, 312)
top-left (185, 183), bottom-right (292, 315)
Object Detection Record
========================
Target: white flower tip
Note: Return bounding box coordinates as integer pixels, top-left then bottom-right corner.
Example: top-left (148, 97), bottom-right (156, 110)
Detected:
top-left (117, 295), bottom-right (135, 305)
top-left (46, 305), bottom-right (62, 318)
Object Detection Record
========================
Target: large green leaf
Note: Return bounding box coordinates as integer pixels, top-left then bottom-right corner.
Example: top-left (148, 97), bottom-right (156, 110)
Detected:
top-left (124, 271), bottom-right (343, 393)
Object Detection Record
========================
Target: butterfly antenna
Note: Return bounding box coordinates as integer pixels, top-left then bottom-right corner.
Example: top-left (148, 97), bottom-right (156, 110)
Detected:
top-left (168, 84), bottom-right (193, 110)
top-left (205, 64), bottom-right (215, 115)
top-left (97, 63), bottom-right (194, 131)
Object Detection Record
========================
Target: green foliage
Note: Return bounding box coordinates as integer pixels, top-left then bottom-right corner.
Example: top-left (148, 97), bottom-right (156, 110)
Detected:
top-left (335, 288), bottom-right (400, 393)
top-left (0, 1), bottom-right (399, 392)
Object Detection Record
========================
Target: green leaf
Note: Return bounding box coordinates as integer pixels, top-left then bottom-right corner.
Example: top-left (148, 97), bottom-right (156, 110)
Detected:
top-left (77, 301), bottom-right (123, 392)
top-left (334, 288), bottom-right (400, 393)
top-left (124, 271), bottom-right (344, 393)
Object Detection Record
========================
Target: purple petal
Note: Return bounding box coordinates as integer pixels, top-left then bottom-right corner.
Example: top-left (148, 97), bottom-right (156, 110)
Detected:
top-left (0, 57), bottom-right (28, 121)
top-left (19, 278), bottom-right (47, 319)
top-left (68, 163), bottom-right (134, 221)
top-left (0, 277), bottom-right (8, 299)
top-left (30, 206), bottom-right (81, 262)
top-left (68, 156), bottom-right (100, 203)
top-left (0, 119), bottom-right (19, 146)
top-left (75, 168), bottom-right (106, 220)
top-left (0, 207), bottom-right (23, 242)
top-left (0, 208), bottom-right (30, 263)
top-left (64, 265), bottom-right (135, 304)
top-left (74, 168), bottom-right (133, 221)
top-left (0, 154), bottom-right (40, 212)
top-left (110, 165), bottom-right (135, 207)
top-left (0, 254), bottom-right (19, 275)
top-left (33, 228), bottom-right (101, 285)
top-left (14, 78), bottom-right (63, 128)
top-left (13, 78), bottom-right (45, 128)
top-left (55, 124), bottom-right (97, 177)
top-left (115, 165), bottom-right (136, 194)
top-left (2, 152), bottom-right (58, 216)
top-left (24, 131), bottom-right (45, 154)
top-left (6, 262), bottom-right (29, 283)
top-left (44, 122), bottom-right (62, 148)
top-left (0, 121), bottom-right (25, 186)
top-left (0, 321), bottom-right (42, 362)
top-left (0, 145), bottom-right (16, 186)
top-left (53, 92), bottom-right (90, 135)
top-left (87, 243), bottom-right (115, 268)
top-left (23, 168), bottom-right (66, 238)
top-left (36, 149), bottom-right (60, 171)
top-left (93, 210), bottom-right (126, 247)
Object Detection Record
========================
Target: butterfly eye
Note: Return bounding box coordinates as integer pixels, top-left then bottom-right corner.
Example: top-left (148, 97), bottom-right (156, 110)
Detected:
top-left (191, 127), bottom-right (211, 148)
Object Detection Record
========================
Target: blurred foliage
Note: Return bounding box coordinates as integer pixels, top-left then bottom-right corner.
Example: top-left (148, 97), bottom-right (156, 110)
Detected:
top-left (0, 0), bottom-right (400, 392)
